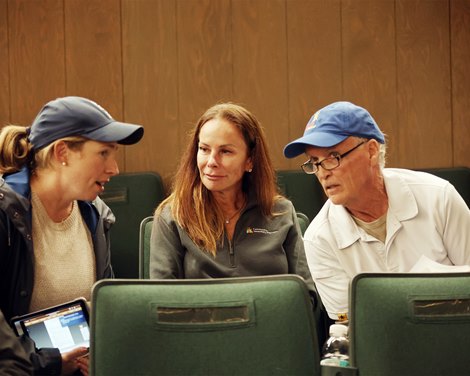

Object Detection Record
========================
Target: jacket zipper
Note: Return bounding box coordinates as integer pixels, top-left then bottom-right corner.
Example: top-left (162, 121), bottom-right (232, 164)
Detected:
top-left (228, 239), bottom-right (235, 267)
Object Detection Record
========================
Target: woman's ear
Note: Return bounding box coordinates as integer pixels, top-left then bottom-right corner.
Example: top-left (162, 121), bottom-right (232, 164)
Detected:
top-left (246, 157), bottom-right (254, 173)
top-left (53, 140), bottom-right (69, 166)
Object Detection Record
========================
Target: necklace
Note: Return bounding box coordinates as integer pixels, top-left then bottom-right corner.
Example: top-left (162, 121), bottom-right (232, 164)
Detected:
top-left (225, 210), bottom-right (241, 224)
top-left (224, 200), bottom-right (246, 224)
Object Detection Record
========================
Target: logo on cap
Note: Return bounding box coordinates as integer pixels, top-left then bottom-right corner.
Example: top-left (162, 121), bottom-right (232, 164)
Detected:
top-left (305, 110), bottom-right (320, 132)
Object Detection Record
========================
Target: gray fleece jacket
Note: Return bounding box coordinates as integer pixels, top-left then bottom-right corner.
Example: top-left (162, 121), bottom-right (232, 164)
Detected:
top-left (149, 194), bottom-right (318, 297)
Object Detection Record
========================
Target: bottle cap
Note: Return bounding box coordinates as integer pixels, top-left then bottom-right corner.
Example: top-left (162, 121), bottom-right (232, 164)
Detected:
top-left (329, 324), bottom-right (348, 337)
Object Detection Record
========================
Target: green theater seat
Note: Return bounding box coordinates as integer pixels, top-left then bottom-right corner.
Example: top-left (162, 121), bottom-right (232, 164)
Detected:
top-left (100, 172), bottom-right (166, 278)
top-left (296, 212), bottom-right (310, 236)
top-left (138, 215), bottom-right (153, 279)
top-left (349, 272), bottom-right (470, 376)
top-left (90, 275), bottom-right (321, 376)
top-left (277, 170), bottom-right (326, 221)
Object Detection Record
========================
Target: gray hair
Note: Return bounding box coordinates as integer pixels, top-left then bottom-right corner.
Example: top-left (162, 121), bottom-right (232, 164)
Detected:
top-left (356, 136), bottom-right (386, 169)
top-left (378, 142), bottom-right (386, 169)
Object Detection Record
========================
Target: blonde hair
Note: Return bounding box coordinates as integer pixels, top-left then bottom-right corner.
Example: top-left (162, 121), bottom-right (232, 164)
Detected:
top-left (0, 125), bottom-right (32, 174)
top-left (0, 124), bottom-right (86, 174)
top-left (156, 103), bottom-right (282, 255)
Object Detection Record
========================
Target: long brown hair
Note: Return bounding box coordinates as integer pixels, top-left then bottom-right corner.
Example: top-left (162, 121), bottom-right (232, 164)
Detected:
top-left (157, 103), bottom-right (282, 255)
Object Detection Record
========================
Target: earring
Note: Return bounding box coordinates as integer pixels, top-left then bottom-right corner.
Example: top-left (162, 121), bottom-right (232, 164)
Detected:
top-left (248, 168), bottom-right (253, 173)
top-left (62, 161), bottom-right (67, 166)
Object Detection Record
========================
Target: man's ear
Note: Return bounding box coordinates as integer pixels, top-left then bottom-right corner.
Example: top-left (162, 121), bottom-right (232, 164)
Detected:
top-left (367, 139), bottom-right (381, 164)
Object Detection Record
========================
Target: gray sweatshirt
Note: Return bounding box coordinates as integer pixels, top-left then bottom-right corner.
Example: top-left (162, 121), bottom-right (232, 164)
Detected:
top-left (149, 195), bottom-right (317, 296)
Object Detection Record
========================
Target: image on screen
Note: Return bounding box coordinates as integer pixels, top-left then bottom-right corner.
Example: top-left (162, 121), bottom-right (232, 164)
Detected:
top-left (22, 303), bottom-right (89, 353)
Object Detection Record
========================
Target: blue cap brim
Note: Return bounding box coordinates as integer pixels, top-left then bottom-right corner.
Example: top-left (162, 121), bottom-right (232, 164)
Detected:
top-left (283, 132), bottom-right (348, 158)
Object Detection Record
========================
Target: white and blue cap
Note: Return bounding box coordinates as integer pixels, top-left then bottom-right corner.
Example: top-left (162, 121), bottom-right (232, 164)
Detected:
top-left (283, 101), bottom-right (384, 158)
top-left (28, 96), bottom-right (144, 150)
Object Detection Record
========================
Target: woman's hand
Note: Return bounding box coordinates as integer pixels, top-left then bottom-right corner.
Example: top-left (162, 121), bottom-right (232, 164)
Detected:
top-left (76, 353), bottom-right (89, 376)
top-left (61, 347), bottom-right (88, 375)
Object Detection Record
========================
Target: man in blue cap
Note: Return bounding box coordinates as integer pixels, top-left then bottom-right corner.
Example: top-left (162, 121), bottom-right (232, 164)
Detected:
top-left (284, 101), bottom-right (470, 322)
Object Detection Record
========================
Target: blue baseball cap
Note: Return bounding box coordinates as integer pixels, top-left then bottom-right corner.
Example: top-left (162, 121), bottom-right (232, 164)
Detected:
top-left (28, 96), bottom-right (144, 150)
top-left (283, 101), bottom-right (384, 158)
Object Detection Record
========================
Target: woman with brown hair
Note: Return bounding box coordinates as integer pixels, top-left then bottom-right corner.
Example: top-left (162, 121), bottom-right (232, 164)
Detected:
top-left (150, 102), bottom-right (327, 345)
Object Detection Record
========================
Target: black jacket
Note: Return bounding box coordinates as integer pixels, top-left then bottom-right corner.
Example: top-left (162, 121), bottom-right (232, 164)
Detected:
top-left (0, 308), bottom-right (33, 375)
top-left (0, 167), bottom-right (114, 374)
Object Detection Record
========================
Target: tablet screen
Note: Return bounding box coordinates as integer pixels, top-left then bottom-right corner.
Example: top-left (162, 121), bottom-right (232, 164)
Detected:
top-left (11, 298), bottom-right (90, 354)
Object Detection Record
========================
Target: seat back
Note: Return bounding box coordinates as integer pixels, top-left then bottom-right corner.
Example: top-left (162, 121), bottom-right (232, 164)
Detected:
top-left (90, 275), bottom-right (321, 376)
top-left (350, 272), bottom-right (470, 376)
top-left (138, 216), bottom-right (153, 279)
top-left (420, 167), bottom-right (470, 208)
top-left (296, 212), bottom-right (310, 236)
top-left (100, 172), bottom-right (166, 278)
top-left (276, 170), bottom-right (326, 221)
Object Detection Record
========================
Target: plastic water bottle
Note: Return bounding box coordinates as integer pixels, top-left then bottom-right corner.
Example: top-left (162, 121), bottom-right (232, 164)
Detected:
top-left (320, 324), bottom-right (350, 367)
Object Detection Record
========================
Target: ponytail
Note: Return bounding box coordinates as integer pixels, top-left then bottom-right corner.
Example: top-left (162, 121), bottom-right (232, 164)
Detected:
top-left (0, 125), bottom-right (33, 174)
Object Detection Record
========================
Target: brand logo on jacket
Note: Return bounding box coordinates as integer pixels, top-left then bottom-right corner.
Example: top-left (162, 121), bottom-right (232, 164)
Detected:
top-left (246, 227), bottom-right (278, 235)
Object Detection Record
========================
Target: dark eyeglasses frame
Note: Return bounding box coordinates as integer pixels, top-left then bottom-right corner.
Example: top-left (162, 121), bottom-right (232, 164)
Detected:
top-left (301, 141), bottom-right (367, 175)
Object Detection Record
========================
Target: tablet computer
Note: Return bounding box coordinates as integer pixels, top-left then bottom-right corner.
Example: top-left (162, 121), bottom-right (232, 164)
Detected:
top-left (10, 298), bottom-right (90, 354)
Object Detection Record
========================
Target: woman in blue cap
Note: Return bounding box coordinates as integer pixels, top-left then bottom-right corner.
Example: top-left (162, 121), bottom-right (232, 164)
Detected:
top-left (0, 96), bottom-right (143, 375)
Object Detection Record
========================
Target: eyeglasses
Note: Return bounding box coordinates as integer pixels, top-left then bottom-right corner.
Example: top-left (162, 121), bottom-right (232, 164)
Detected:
top-left (301, 141), bottom-right (366, 175)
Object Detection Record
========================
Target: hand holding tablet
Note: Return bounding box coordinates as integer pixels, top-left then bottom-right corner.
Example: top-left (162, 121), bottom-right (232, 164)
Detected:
top-left (10, 298), bottom-right (90, 353)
